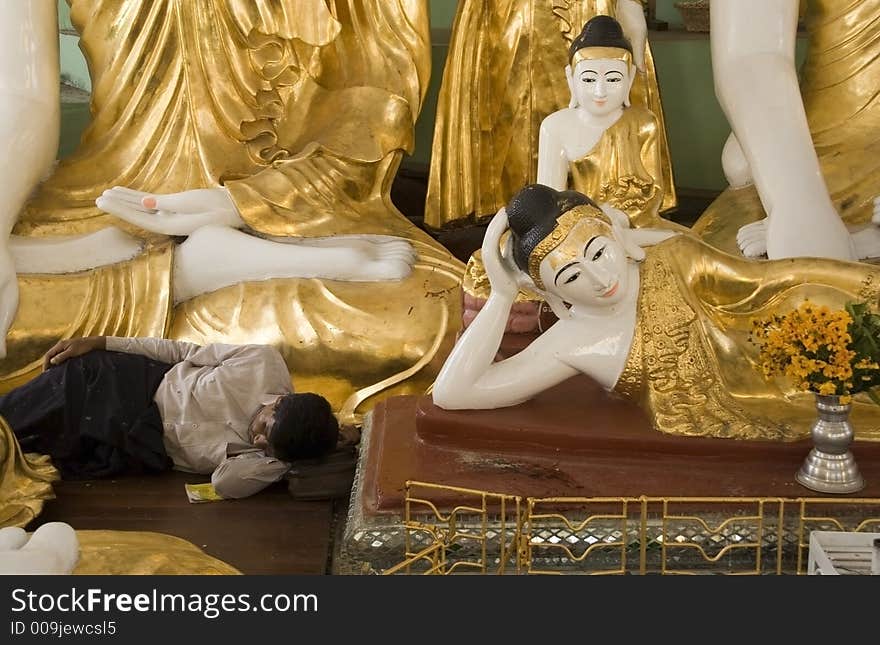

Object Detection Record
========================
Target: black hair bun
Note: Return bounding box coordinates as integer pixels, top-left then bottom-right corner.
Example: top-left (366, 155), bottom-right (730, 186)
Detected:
top-left (569, 15), bottom-right (633, 61)
top-left (507, 184), bottom-right (559, 236)
top-left (506, 184), bottom-right (596, 273)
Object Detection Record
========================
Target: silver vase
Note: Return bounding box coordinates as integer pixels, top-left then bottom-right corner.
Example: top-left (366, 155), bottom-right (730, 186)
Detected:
top-left (796, 394), bottom-right (865, 494)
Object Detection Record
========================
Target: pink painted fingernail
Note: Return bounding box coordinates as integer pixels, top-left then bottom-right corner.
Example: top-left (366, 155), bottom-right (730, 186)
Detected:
top-left (143, 197), bottom-right (157, 209)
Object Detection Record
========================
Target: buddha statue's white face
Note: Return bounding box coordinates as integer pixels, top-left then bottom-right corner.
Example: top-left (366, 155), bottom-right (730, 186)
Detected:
top-left (537, 218), bottom-right (632, 308)
top-left (570, 58), bottom-right (633, 117)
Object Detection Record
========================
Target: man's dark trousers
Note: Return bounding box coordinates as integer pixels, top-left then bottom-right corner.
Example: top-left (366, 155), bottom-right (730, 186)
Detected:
top-left (0, 350), bottom-right (173, 479)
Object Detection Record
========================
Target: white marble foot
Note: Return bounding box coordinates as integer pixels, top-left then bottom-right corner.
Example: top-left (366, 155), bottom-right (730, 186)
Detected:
top-left (0, 522), bottom-right (79, 575)
top-left (0, 527), bottom-right (28, 551)
top-left (851, 225), bottom-right (880, 260)
top-left (321, 236), bottom-right (417, 281)
top-left (736, 218), bottom-right (768, 258)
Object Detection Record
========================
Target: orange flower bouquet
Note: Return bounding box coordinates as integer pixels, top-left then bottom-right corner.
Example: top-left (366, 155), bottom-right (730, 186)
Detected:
top-left (749, 301), bottom-right (880, 404)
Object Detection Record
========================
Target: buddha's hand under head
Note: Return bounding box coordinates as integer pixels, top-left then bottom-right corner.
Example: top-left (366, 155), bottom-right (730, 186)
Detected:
top-left (482, 208), bottom-right (523, 300)
top-left (96, 186), bottom-right (245, 236)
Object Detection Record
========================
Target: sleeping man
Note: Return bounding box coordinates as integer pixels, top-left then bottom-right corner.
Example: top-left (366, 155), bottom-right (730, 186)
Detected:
top-left (0, 336), bottom-right (339, 498)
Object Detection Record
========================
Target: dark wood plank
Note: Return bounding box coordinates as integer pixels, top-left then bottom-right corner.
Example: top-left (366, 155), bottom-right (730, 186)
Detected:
top-left (30, 472), bottom-right (335, 575)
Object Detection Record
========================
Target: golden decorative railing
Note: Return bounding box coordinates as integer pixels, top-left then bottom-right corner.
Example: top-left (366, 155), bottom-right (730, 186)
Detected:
top-left (383, 481), bottom-right (880, 575)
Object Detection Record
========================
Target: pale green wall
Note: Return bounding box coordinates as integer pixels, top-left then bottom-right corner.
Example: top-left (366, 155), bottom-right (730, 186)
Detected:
top-left (57, 0), bottom-right (806, 192)
top-left (58, 0), bottom-right (90, 91)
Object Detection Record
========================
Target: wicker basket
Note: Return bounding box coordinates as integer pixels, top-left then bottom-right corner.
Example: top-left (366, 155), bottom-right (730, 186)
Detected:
top-left (674, 1), bottom-right (710, 32)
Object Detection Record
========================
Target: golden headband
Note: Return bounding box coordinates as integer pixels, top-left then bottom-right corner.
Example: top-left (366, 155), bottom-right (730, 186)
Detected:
top-left (570, 46), bottom-right (633, 68)
top-left (527, 205), bottom-right (613, 290)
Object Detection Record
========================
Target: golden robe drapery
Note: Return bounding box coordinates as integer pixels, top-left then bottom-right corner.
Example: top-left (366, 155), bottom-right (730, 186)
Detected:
top-left (0, 418), bottom-right (58, 529)
top-left (616, 235), bottom-right (880, 441)
top-left (569, 106), bottom-right (670, 229)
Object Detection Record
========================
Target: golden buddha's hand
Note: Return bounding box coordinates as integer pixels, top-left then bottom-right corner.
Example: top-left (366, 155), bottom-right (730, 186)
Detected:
top-left (482, 208), bottom-right (521, 300)
top-left (96, 186), bottom-right (245, 236)
top-left (43, 336), bottom-right (106, 371)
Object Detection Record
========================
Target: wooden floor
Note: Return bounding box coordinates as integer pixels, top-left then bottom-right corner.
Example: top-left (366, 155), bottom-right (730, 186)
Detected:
top-left (31, 472), bottom-right (344, 575)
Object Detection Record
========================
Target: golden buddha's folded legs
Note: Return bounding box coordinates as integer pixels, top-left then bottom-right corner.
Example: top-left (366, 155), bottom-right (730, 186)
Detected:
top-left (168, 262), bottom-right (463, 419)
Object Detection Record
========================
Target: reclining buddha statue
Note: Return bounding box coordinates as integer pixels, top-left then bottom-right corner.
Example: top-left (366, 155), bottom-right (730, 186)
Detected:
top-left (434, 184), bottom-right (880, 442)
top-left (0, 0), bottom-right (463, 422)
top-left (425, 0), bottom-right (676, 230)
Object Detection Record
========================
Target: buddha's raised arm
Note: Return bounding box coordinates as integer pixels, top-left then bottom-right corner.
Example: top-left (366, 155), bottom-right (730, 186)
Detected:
top-left (432, 208), bottom-right (579, 410)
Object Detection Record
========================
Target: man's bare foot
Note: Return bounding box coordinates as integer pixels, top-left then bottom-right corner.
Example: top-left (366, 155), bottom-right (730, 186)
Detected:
top-left (741, 214), bottom-right (856, 261)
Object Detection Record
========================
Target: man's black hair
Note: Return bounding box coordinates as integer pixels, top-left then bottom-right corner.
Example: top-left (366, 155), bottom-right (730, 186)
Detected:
top-left (269, 393), bottom-right (339, 462)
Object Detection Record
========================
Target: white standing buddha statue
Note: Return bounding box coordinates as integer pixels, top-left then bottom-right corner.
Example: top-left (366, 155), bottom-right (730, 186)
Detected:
top-left (704, 0), bottom-right (880, 262)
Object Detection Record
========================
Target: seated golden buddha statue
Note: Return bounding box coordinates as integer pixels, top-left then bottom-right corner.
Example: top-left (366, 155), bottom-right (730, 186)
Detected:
top-left (0, 0), bottom-right (463, 423)
top-left (425, 0), bottom-right (676, 231)
top-left (434, 184), bottom-right (880, 442)
top-left (461, 15), bottom-right (681, 330)
top-left (696, 0), bottom-right (880, 261)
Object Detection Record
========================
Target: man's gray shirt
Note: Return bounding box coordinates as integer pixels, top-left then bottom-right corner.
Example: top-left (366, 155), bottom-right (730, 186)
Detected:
top-left (106, 337), bottom-right (292, 498)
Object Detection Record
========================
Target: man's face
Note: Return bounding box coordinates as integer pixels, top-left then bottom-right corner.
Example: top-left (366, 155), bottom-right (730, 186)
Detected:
top-left (249, 396), bottom-right (282, 455)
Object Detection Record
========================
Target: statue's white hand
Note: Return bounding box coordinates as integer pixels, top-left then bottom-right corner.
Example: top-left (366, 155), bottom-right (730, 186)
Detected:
top-left (599, 203), bottom-right (631, 229)
top-left (482, 208), bottom-right (520, 299)
top-left (617, 0), bottom-right (647, 72)
top-left (96, 186), bottom-right (245, 235)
